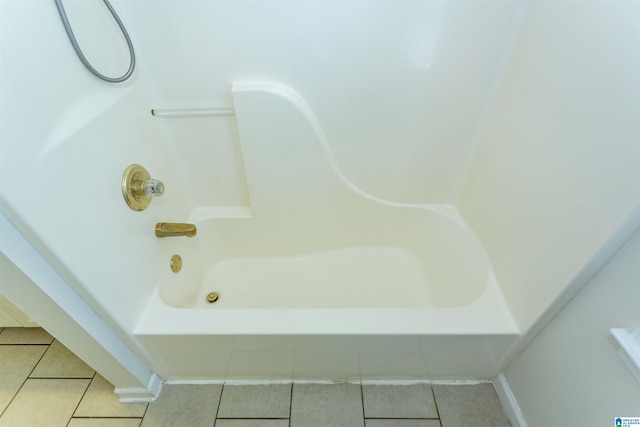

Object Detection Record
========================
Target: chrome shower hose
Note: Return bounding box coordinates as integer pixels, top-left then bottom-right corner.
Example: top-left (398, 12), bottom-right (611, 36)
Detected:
top-left (53, 0), bottom-right (135, 83)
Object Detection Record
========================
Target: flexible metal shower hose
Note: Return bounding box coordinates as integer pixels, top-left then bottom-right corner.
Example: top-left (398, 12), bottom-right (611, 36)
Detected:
top-left (53, 0), bottom-right (135, 83)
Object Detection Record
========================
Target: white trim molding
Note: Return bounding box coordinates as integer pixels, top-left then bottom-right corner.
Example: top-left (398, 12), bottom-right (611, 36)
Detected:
top-left (611, 328), bottom-right (640, 385)
top-left (493, 373), bottom-right (527, 427)
top-left (0, 212), bottom-right (158, 393)
top-left (115, 374), bottom-right (164, 402)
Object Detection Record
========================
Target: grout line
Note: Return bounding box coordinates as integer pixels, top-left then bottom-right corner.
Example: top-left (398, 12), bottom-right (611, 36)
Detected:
top-left (221, 379), bottom-right (291, 386)
top-left (28, 342), bottom-right (52, 380)
top-left (26, 343), bottom-right (52, 375)
top-left (367, 417), bottom-right (440, 420)
top-left (140, 390), bottom-right (151, 422)
top-left (71, 415), bottom-right (142, 420)
top-left (67, 373), bottom-right (95, 425)
top-left (360, 383), bottom-right (366, 426)
top-left (212, 383), bottom-right (224, 425)
top-left (0, 341), bottom-right (51, 420)
top-left (431, 384), bottom-right (441, 420)
top-left (213, 418), bottom-right (291, 420)
top-left (26, 376), bottom-right (98, 383)
top-left (288, 382), bottom-right (293, 427)
top-left (0, 343), bottom-right (51, 346)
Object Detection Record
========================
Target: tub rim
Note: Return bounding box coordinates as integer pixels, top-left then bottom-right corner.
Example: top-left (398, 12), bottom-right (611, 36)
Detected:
top-left (135, 271), bottom-right (519, 336)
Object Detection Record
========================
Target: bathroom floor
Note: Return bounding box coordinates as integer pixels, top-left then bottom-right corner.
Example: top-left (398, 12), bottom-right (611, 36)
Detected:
top-left (0, 328), bottom-right (512, 427)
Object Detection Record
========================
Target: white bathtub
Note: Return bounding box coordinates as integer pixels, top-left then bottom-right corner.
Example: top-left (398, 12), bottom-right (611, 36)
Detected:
top-left (140, 207), bottom-right (515, 334)
top-left (134, 84), bottom-right (518, 381)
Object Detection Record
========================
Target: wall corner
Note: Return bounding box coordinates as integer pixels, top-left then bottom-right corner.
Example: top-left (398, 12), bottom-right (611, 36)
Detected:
top-left (493, 373), bottom-right (527, 427)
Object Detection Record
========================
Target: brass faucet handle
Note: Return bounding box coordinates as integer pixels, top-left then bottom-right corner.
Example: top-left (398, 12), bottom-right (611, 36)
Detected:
top-left (155, 223), bottom-right (197, 238)
top-left (122, 164), bottom-right (164, 211)
top-left (139, 179), bottom-right (165, 197)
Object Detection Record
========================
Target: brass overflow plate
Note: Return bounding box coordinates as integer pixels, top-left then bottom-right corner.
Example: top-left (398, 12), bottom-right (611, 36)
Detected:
top-left (206, 292), bottom-right (219, 303)
top-left (170, 255), bottom-right (182, 273)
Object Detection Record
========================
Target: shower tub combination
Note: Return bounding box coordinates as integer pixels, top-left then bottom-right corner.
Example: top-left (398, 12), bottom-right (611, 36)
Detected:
top-left (135, 84), bottom-right (519, 381)
top-left (3, 0), bottom-right (637, 396)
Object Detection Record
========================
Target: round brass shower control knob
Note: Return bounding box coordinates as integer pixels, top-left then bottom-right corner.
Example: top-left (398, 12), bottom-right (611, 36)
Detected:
top-left (121, 164), bottom-right (164, 211)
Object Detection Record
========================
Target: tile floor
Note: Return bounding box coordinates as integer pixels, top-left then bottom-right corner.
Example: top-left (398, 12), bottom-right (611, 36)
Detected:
top-left (0, 328), bottom-right (512, 427)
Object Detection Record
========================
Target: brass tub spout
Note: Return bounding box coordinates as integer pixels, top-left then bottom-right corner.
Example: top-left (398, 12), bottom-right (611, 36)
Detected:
top-left (155, 222), bottom-right (197, 238)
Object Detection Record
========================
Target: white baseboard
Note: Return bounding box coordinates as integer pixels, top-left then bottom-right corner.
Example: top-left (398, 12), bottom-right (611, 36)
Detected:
top-left (115, 373), bottom-right (164, 402)
top-left (493, 373), bottom-right (527, 427)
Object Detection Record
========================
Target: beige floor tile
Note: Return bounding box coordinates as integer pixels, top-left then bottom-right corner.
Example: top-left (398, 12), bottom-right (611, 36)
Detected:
top-left (0, 378), bottom-right (90, 427)
top-left (290, 383), bottom-right (363, 427)
top-left (0, 345), bottom-right (48, 412)
top-left (141, 384), bottom-right (221, 427)
top-left (68, 419), bottom-right (142, 427)
top-left (217, 384), bottom-right (291, 418)
top-left (0, 327), bottom-right (53, 344)
top-left (74, 374), bottom-right (147, 417)
top-left (433, 384), bottom-right (511, 427)
top-left (363, 384), bottom-right (438, 418)
top-left (30, 340), bottom-right (95, 378)
top-left (366, 420), bottom-right (442, 427)
top-left (215, 420), bottom-right (289, 427)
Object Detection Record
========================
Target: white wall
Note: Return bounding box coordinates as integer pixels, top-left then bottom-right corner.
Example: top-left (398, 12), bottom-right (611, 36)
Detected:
top-left (503, 227), bottom-right (640, 426)
top-left (0, 253), bottom-right (40, 327)
top-left (0, 297), bottom-right (38, 327)
top-left (458, 0), bottom-right (640, 333)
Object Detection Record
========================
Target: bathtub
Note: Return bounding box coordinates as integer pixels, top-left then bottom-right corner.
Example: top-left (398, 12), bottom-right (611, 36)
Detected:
top-left (139, 207), bottom-right (515, 335)
top-left (134, 84), bottom-right (519, 381)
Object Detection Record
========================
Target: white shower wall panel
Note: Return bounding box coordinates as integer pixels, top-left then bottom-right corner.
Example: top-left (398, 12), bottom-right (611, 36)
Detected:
top-left (126, 0), bottom-right (523, 206)
top-left (458, 0), bottom-right (640, 334)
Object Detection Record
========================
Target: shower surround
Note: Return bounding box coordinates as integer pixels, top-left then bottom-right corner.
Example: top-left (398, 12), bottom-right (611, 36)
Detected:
top-left (1, 0), bottom-right (638, 393)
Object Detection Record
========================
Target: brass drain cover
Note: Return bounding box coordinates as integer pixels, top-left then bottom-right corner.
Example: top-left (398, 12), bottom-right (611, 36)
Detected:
top-left (206, 292), bottom-right (219, 303)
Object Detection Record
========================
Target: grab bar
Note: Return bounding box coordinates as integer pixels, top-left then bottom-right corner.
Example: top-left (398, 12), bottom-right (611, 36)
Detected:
top-left (150, 108), bottom-right (235, 118)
